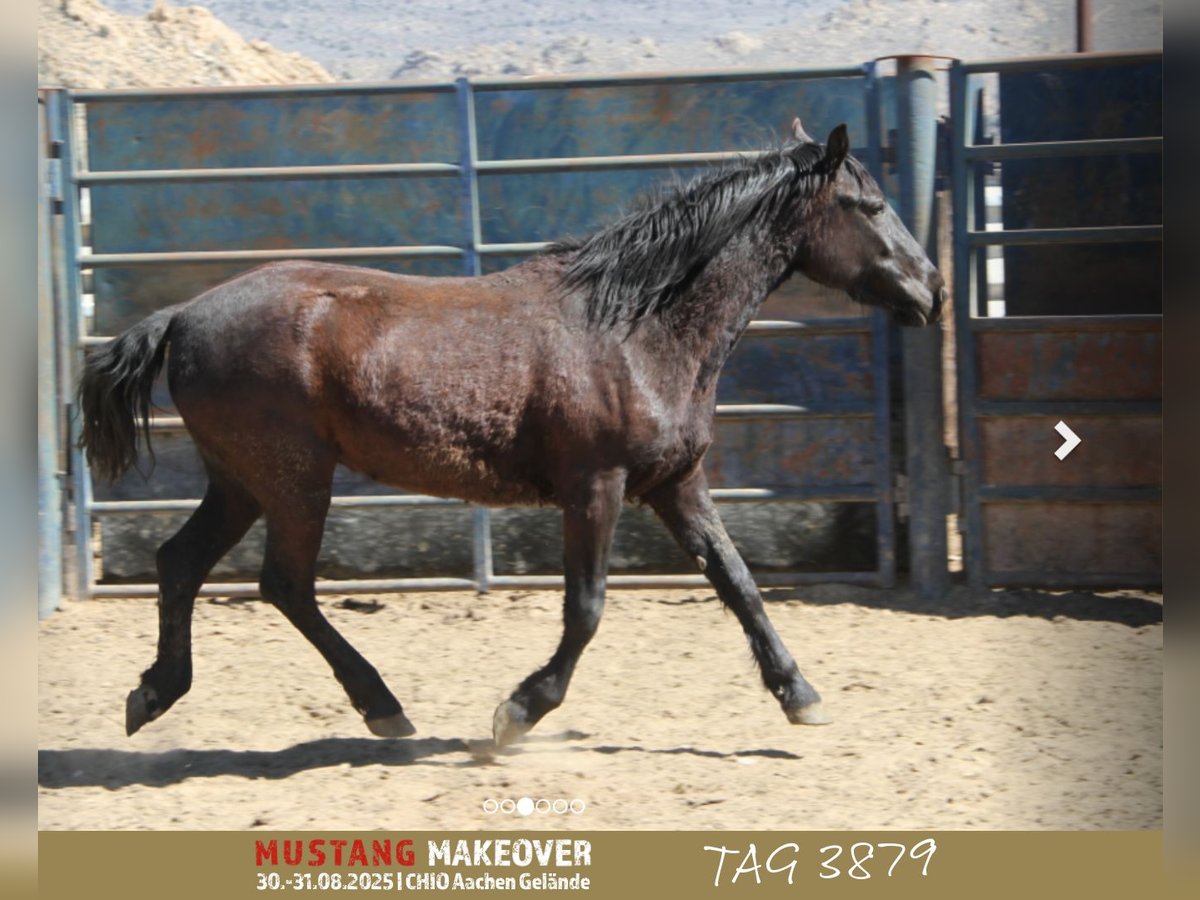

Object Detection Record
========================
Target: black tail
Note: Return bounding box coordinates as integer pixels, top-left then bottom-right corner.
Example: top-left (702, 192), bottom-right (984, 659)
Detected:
top-left (77, 307), bottom-right (177, 483)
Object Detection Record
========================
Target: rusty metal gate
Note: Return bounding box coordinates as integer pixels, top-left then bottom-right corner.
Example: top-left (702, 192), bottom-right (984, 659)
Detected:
top-left (949, 51), bottom-right (1162, 588)
top-left (38, 50), bottom-right (1164, 609)
top-left (41, 63), bottom-right (913, 605)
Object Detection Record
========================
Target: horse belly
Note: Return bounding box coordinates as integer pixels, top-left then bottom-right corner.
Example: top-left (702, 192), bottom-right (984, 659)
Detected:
top-left (332, 408), bottom-right (554, 507)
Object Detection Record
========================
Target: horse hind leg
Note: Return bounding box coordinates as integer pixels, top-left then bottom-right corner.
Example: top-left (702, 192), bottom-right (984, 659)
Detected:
top-left (493, 471), bottom-right (625, 746)
top-left (256, 480), bottom-right (414, 738)
top-left (126, 468), bottom-right (261, 736)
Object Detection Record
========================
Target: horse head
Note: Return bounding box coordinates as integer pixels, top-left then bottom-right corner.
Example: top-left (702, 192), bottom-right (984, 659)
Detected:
top-left (789, 118), bottom-right (945, 326)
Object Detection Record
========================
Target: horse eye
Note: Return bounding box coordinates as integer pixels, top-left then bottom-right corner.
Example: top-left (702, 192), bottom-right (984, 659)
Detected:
top-left (863, 201), bottom-right (886, 217)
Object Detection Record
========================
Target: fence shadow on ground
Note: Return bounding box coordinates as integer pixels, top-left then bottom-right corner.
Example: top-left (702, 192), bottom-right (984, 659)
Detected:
top-left (36, 730), bottom-right (604, 790)
top-left (760, 583), bottom-right (1162, 628)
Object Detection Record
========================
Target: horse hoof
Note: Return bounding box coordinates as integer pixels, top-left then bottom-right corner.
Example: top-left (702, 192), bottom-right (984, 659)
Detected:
top-left (787, 701), bottom-right (832, 726)
top-left (366, 712), bottom-right (416, 738)
top-left (125, 686), bottom-right (161, 736)
top-left (492, 700), bottom-right (532, 747)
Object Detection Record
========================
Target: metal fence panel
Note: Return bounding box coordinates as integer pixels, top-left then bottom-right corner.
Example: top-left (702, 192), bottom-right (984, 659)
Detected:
top-left (950, 52), bottom-right (1163, 590)
top-left (48, 63), bottom-right (905, 599)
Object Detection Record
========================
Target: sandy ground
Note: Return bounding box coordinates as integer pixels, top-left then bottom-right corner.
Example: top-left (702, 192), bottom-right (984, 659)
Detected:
top-left (38, 584), bottom-right (1161, 831)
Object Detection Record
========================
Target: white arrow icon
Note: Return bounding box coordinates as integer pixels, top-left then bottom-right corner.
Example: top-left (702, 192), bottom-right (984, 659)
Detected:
top-left (1054, 420), bottom-right (1081, 460)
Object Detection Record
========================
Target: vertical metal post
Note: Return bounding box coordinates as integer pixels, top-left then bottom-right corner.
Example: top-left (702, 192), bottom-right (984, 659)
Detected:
top-left (895, 56), bottom-right (950, 599)
top-left (864, 62), bottom-right (895, 587)
top-left (55, 92), bottom-right (95, 600)
top-left (971, 87), bottom-right (991, 318)
top-left (1076, 0), bottom-right (1094, 53)
top-left (38, 97), bottom-right (64, 618)
top-left (456, 78), bottom-right (494, 593)
top-left (950, 63), bottom-right (986, 589)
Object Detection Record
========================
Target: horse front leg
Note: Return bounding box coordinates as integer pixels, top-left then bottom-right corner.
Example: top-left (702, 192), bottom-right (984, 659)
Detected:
top-left (645, 467), bottom-right (830, 726)
top-left (493, 470), bottom-right (625, 746)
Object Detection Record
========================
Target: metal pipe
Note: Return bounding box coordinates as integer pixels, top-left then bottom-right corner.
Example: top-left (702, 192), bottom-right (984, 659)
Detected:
top-left (79, 245), bottom-right (465, 267)
top-left (87, 568), bottom-right (888, 599)
top-left (896, 55), bottom-right (950, 600)
top-left (82, 317), bottom-right (876, 348)
top-left (38, 99), bottom-right (64, 618)
top-left (87, 484), bottom-right (884, 517)
top-left (78, 162), bottom-right (462, 185)
top-left (962, 136), bottom-right (1162, 161)
top-left (456, 78), bottom-right (494, 594)
top-left (57, 93), bottom-right (94, 601)
top-left (121, 400), bottom-right (877, 434)
top-left (967, 225), bottom-right (1162, 247)
top-left (473, 150), bottom-right (767, 174)
top-left (973, 399), bottom-right (1161, 417)
top-left (470, 64), bottom-right (866, 91)
top-left (969, 313), bottom-right (1161, 332)
top-left (864, 61), bottom-right (895, 586)
top-left (1077, 0), bottom-right (1094, 53)
top-left (70, 82), bottom-right (459, 102)
top-left (950, 63), bottom-right (987, 588)
top-left (978, 486), bottom-right (1161, 503)
top-left (960, 49), bottom-right (1159, 75)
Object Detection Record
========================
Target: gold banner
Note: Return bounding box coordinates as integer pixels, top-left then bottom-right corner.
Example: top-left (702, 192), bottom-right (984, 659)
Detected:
top-left (37, 831), bottom-right (1178, 899)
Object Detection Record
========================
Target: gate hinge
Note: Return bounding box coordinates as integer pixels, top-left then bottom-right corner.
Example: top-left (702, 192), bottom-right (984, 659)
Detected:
top-left (894, 472), bottom-right (909, 522)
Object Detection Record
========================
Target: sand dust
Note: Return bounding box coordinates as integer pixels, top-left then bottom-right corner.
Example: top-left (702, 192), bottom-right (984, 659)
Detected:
top-left (38, 584), bottom-right (1161, 830)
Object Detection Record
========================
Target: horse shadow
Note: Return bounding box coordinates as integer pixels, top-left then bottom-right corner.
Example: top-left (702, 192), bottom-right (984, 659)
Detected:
top-left (37, 730), bottom-right (804, 790)
top-left (37, 736), bottom-right (472, 790)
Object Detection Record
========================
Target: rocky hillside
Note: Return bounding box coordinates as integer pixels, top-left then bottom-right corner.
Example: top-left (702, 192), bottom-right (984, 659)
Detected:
top-left (38, 0), bottom-right (332, 88)
top-left (102, 0), bottom-right (1163, 84)
top-left (41, 1), bottom-right (1162, 89)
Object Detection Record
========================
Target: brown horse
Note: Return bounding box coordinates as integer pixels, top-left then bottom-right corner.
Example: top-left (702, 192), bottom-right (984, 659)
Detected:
top-left (79, 119), bottom-right (944, 745)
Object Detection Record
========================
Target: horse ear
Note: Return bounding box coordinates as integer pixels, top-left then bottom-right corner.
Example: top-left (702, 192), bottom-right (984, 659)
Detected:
top-left (824, 123), bottom-right (850, 172)
top-left (791, 117), bottom-right (814, 143)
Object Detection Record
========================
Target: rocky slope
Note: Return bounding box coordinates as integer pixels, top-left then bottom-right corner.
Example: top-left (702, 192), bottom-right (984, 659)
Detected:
top-left (38, 0), bottom-right (332, 88)
top-left (41, 1), bottom-right (1162, 89)
top-left (103, 0), bottom-right (1163, 84)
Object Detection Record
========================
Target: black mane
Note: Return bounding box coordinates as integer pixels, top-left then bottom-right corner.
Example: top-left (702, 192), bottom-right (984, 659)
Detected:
top-left (551, 142), bottom-right (848, 331)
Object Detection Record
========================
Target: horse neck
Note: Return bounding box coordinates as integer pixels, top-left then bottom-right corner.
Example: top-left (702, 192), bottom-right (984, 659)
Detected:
top-left (644, 220), bottom-right (798, 400)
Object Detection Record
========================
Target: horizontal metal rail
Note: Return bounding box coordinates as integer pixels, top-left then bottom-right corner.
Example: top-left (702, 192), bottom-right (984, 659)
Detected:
top-left (123, 398), bottom-right (876, 434)
top-left (88, 568), bottom-right (886, 598)
top-left (973, 399), bottom-right (1162, 417)
top-left (69, 82), bottom-right (460, 102)
top-left (968, 314), bottom-right (1161, 333)
top-left (88, 484), bottom-right (884, 516)
top-left (75, 147), bottom-right (877, 188)
top-left (68, 63), bottom-right (867, 106)
top-left (959, 49), bottom-right (1162, 75)
top-left (470, 65), bottom-right (867, 91)
top-left (79, 162), bottom-right (463, 185)
top-left (474, 150), bottom-right (769, 174)
top-left (966, 224), bottom-right (1162, 247)
top-left (82, 316), bottom-right (874, 348)
top-left (962, 136), bottom-right (1162, 162)
top-left (715, 402), bottom-right (874, 420)
top-left (79, 245), bottom-right (465, 267)
top-left (977, 485), bottom-right (1161, 503)
top-left (91, 495), bottom-right (466, 514)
